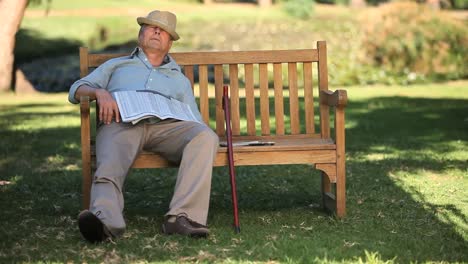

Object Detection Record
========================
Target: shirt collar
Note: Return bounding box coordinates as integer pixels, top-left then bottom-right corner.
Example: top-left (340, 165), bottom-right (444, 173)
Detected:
top-left (132, 47), bottom-right (171, 67)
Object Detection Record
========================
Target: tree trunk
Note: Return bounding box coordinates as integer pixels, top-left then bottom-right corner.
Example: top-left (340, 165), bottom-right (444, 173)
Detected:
top-left (258, 0), bottom-right (272, 8)
top-left (0, 0), bottom-right (28, 93)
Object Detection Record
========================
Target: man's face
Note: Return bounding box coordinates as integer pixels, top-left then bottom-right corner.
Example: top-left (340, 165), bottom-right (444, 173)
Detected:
top-left (139, 25), bottom-right (173, 54)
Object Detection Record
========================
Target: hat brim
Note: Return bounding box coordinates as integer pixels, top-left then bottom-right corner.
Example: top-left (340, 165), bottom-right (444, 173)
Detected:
top-left (137, 17), bottom-right (180, 41)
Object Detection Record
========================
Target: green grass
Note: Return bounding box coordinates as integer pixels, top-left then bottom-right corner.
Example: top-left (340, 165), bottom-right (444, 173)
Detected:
top-left (1, 82), bottom-right (467, 263)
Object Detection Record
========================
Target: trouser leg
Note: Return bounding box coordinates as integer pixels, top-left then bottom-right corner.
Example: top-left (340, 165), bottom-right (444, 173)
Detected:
top-left (145, 121), bottom-right (219, 225)
top-left (91, 122), bottom-right (144, 237)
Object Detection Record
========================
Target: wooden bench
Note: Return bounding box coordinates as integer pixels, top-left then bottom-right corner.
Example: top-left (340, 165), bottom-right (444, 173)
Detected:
top-left (78, 41), bottom-right (348, 217)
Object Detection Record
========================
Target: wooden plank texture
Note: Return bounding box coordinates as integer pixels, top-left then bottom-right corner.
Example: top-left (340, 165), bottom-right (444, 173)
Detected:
top-left (303, 62), bottom-right (315, 134)
top-left (288, 63), bottom-right (300, 134)
top-left (244, 64), bottom-right (256, 136)
top-left (79, 47), bottom-right (89, 78)
top-left (229, 64), bottom-right (241, 136)
top-left (171, 49), bottom-right (318, 65)
top-left (86, 49), bottom-right (318, 67)
top-left (273, 63), bottom-right (285, 135)
top-left (259, 63), bottom-right (270, 135)
top-left (183, 65), bottom-right (194, 90)
top-left (318, 41), bottom-right (330, 139)
top-left (199, 65), bottom-right (209, 124)
top-left (214, 65), bottom-right (225, 136)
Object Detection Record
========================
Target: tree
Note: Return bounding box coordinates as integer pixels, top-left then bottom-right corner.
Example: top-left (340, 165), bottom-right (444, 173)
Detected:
top-left (0, 0), bottom-right (28, 93)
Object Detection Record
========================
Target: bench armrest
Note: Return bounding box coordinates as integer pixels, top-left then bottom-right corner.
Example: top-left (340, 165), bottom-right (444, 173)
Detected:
top-left (320, 90), bottom-right (347, 108)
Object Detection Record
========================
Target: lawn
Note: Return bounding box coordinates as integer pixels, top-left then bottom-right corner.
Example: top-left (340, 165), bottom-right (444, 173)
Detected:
top-left (4, 0), bottom-right (467, 262)
top-left (0, 81), bottom-right (467, 263)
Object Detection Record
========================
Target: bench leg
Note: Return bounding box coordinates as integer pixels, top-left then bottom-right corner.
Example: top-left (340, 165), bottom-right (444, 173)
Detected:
top-left (335, 158), bottom-right (346, 217)
top-left (321, 172), bottom-right (333, 212)
top-left (315, 163), bottom-right (345, 217)
top-left (315, 164), bottom-right (335, 213)
top-left (82, 160), bottom-right (92, 210)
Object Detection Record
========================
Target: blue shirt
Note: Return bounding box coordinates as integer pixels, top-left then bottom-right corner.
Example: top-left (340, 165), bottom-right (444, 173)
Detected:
top-left (68, 47), bottom-right (203, 123)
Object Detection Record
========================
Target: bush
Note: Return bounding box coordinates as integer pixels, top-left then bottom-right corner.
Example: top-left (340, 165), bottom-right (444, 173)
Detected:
top-left (360, 1), bottom-right (468, 82)
top-left (282, 0), bottom-right (315, 19)
top-left (452, 0), bottom-right (468, 9)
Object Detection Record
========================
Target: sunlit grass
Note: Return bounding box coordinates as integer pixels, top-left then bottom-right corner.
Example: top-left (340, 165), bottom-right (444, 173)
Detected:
top-left (1, 82), bottom-right (467, 262)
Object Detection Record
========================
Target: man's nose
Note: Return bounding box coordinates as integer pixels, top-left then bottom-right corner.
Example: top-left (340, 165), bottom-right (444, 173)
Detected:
top-left (154, 27), bottom-right (161, 34)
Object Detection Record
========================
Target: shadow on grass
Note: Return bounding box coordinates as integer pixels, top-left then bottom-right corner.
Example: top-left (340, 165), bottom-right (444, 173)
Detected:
top-left (15, 29), bottom-right (82, 64)
top-left (0, 95), bottom-right (467, 262)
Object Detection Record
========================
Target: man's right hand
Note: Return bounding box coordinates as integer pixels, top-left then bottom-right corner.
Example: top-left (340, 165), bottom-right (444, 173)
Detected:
top-left (95, 89), bottom-right (120, 124)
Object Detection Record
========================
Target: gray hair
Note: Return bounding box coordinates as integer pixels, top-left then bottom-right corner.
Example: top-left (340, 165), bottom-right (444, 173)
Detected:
top-left (138, 25), bottom-right (146, 38)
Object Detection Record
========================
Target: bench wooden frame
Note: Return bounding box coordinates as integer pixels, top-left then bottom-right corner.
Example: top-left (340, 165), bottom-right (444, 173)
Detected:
top-left (79, 41), bottom-right (348, 217)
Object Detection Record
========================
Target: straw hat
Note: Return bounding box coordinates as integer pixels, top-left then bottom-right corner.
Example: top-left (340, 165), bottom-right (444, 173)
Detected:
top-left (137, 10), bottom-right (180, 41)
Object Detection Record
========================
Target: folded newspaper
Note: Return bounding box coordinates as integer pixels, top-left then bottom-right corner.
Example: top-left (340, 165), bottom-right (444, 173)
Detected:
top-left (113, 90), bottom-right (201, 124)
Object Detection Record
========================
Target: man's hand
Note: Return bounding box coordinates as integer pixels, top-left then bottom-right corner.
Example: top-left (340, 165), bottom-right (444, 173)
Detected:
top-left (95, 89), bottom-right (120, 124)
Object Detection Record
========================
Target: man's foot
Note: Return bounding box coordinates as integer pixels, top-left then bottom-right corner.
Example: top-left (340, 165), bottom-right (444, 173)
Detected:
top-left (78, 210), bottom-right (107, 243)
top-left (161, 215), bottom-right (209, 238)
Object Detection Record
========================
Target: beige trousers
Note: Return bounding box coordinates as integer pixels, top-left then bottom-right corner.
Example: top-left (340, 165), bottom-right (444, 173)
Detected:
top-left (90, 119), bottom-right (219, 238)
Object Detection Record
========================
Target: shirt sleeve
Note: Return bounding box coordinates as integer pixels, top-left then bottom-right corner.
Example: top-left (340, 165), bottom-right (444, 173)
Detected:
top-left (68, 61), bottom-right (114, 104)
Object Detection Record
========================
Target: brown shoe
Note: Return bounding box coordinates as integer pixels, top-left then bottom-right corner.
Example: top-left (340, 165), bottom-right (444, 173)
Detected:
top-left (161, 215), bottom-right (209, 238)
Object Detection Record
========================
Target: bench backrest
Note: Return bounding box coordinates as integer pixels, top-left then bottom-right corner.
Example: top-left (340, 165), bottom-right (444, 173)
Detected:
top-left (79, 41), bottom-right (330, 139)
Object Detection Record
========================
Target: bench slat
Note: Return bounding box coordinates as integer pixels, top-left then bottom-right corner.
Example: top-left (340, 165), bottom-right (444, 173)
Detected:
top-left (184, 65), bottom-right (195, 90)
top-left (79, 47), bottom-right (90, 77)
top-left (199, 65), bottom-right (210, 124)
top-left (318, 41), bottom-right (330, 139)
top-left (229, 64), bottom-right (241, 136)
top-left (128, 136), bottom-right (335, 168)
top-left (214, 65), bottom-right (225, 136)
top-left (245, 64), bottom-right (256, 135)
top-left (171, 49), bottom-right (319, 65)
top-left (273, 63), bottom-right (285, 135)
top-left (303, 62), bottom-right (315, 134)
top-left (288, 63), bottom-right (300, 134)
top-left (259, 63), bottom-right (270, 136)
top-left (86, 49), bottom-right (318, 68)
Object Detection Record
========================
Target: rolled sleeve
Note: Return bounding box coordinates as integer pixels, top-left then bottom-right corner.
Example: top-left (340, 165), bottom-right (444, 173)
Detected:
top-left (68, 62), bottom-right (113, 104)
top-left (69, 80), bottom-right (93, 104)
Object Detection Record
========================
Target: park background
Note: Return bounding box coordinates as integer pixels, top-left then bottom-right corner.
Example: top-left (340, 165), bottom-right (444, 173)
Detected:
top-left (1, 0), bottom-right (467, 263)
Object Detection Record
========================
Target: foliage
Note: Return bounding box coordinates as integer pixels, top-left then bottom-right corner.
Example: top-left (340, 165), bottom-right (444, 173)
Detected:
top-left (281, 0), bottom-right (315, 19)
top-left (361, 1), bottom-right (468, 82)
top-left (452, 0), bottom-right (468, 9)
top-left (18, 0), bottom-right (468, 89)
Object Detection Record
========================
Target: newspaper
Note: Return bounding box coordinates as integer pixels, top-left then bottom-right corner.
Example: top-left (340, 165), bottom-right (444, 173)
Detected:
top-left (113, 90), bottom-right (201, 124)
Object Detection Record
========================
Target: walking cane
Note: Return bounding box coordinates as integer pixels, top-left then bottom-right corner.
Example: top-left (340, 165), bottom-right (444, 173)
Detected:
top-left (222, 85), bottom-right (240, 233)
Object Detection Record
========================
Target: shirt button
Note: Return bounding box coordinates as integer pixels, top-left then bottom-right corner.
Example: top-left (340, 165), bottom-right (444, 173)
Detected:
top-left (149, 79), bottom-right (152, 81)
